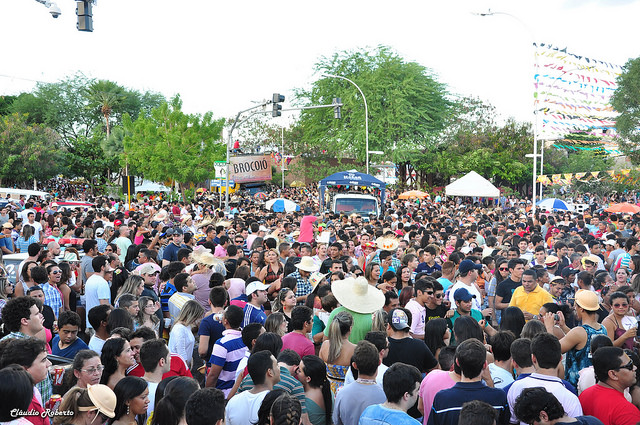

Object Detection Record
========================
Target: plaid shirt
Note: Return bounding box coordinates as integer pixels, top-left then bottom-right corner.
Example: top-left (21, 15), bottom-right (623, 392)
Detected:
top-left (370, 250), bottom-right (402, 271)
top-left (41, 283), bottom-right (63, 319)
top-left (0, 332), bottom-right (53, 402)
top-left (289, 270), bottom-right (312, 305)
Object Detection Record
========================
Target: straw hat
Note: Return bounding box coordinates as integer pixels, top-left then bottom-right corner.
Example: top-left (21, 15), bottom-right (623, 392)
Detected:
top-left (296, 256), bottom-right (320, 273)
top-left (63, 251), bottom-right (79, 262)
top-left (190, 245), bottom-right (212, 263)
top-left (153, 210), bottom-right (168, 221)
top-left (309, 272), bottom-right (326, 292)
top-left (332, 276), bottom-right (385, 314)
top-left (197, 217), bottom-right (214, 229)
top-left (79, 384), bottom-right (117, 418)
top-left (575, 289), bottom-right (599, 311)
top-left (376, 237), bottom-right (399, 252)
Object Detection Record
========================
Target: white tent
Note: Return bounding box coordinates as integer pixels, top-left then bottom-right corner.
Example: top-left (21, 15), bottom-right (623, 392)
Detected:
top-left (445, 171), bottom-right (500, 198)
top-left (136, 180), bottom-right (170, 192)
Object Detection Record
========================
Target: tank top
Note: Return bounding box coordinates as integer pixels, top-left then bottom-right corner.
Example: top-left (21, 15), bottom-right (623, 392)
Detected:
top-left (565, 323), bottom-right (608, 387)
top-left (264, 264), bottom-right (282, 285)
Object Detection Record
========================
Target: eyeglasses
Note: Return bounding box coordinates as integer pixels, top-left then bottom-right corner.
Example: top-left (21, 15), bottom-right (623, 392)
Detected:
top-left (80, 365), bottom-right (105, 375)
top-left (614, 360), bottom-right (635, 371)
top-left (613, 303), bottom-right (629, 308)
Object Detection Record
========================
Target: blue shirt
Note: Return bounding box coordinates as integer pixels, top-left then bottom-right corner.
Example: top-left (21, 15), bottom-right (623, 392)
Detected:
top-left (359, 404), bottom-right (421, 425)
top-left (51, 335), bottom-right (89, 359)
top-left (0, 235), bottom-right (13, 253)
top-left (428, 381), bottom-right (510, 425)
top-left (242, 303), bottom-right (266, 328)
top-left (41, 282), bottom-right (63, 318)
top-left (198, 314), bottom-right (225, 366)
top-left (160, 282), bottom-right (177, 313)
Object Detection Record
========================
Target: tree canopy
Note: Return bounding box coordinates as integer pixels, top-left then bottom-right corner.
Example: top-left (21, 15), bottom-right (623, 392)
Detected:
top-left (611, 56), bottom-right (640, 163)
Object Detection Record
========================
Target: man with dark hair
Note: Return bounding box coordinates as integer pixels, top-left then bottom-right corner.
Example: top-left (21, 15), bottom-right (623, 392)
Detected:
top-left (118, 293), bottom-right (140, 317)
top-left (580, 346), bottom-right (640, 425)
top-left (516, 388), bottom-right (602, 425)
top-left (206, 305), bottom-right (247, 396)
top-left (0, 296), bottom-right (43, 340)
top-left (384, 308), bottom-right (438, 374)
top-left (345, 331), bottom-right (389, 387)
top-left (509, 269), bottom-right (553, 320)
top-left (416, 245), bottom-right (441, 275)
top-left (16, 242), bottom-right (41, 283)
top-left (507, 333), bottom-right (582, 424)
top-left (225, 350), bottom-right (280, 425)
top-left (383, 290), bottom-right (400, 313)
top-left (140, 338), bottom-right (171, 417)
top-left (185, 388), bottom-right (226, 425)
top-left (448, 259), bottom-right (484, 311)
top-left (84, 255), bottom-right (114, 330)
top-left (429, 339), bottom-right (509, 425)
top-left (405, 278), bottom-right (433, 340)
top-left (495, 259), bottom-right (525, 311)
top-left (488, 331), bottom-right (516, 389)
top-left (168, 272), bottom-right (196, 324)
top-left (334, 340), bottom-right (386, 425)
top-left (359, 362), bottom-right (422, 424)
top-left (425, 279), bottom-right (448, 322)
top-left (282, 305), bottom-right (314, 358)
top-left (51, 310), bottom-right (88, 359)
top-left (127, 326), bottom-right (193, 379)
top-left (87, 304), bottom-right (112, 355)
top-left (198, 286), bottom-right (228, 365)
top-left (0, 338), bottom-right (51, 425)
top-left (242, 281), bottom-right (270, 328)
top-left (459, 401), bottom-right (498, 425)
top-left (80, 239), bottom-right (98, 288)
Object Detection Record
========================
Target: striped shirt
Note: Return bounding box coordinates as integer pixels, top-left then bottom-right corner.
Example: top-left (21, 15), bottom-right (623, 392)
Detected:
top-left (160, 282), bottom-right (177, 313)
top-left (238, 366), bottom-right (307, 414)
top-left (209, 329), bottom-right (247, 397)
top-left (242, 303), bottom-right (266, 328)
top-left (168, 292), bottom-right (195, 325)
top-left (41, 283), bottom-right (63, 318)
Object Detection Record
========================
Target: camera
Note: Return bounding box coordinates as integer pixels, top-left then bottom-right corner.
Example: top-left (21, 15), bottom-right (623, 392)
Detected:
top-left (49, 3), bottom-right (61, 18)
top-left (554, 314), bottom-right (560, 321)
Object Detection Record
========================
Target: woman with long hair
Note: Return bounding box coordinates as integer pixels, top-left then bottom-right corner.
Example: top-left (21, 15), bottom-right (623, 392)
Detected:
top-left (424, 318), bottom-right (450, 360)
top-left (273, 288), bottom-right (297, 333)
top-left (500, 306), bottom-right (526, 339)
top-left (395, 265), bottom-right (413, 293)
top-left (168, 300), bottom-right (205, 368)
top-left (136, 296), bottom-right (161, 336)
top-left (109, 376), bottom-right (149, 425)
top-left (68, 350), bottom-right (103, 389)
top-left (264, 311), bottom-right (287, 337)
top-left (269, 393), bottom-right (302, 425)
top-left (100, 337), bottom-right (135, 390)
top-left (602, 292), bottom-right (637, 350)
top-left (298, 355), bottom-right (333, 425)
top-left (54, 384), bottom-right (117, 425)
top-left (115, 275), bottom-right (144, 306)
top-left (0, 272), bottom-right (14, 317)
top-left (15, 224), bottom-right (37, 254)
top-left (364, 262), bottom-right (381, 287)
top-left (58, 261), bottom-right (78, 311)
top-left (249, 251), bottom-right (263, 277)
top-left (150, 377), bottom-right (200, 425)
top-left (254, 389), bottom-right (287, 425)
top-left (124, 245), bottom-right (142, 272)
top-left (319, 311), bottom-right (355, 395)
top-left (14, 261), bottom-right (38, 297)
top-left (259, 248), bottom-right (284, 293)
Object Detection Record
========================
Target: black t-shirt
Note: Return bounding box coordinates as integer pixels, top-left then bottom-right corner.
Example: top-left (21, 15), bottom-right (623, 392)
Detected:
top-left (383, 336), bottom-right (437, 373)
top-left (425, 304), bottom-right (448, 322)
top-left (495, 278), bottom-right (521, 304)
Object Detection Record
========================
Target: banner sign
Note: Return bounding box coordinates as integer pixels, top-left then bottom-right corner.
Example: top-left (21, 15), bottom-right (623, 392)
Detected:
top-left (229, 155), bottom-right (272, 183)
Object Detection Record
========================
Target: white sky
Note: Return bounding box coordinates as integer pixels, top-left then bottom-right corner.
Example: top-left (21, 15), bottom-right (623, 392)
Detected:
top-left (2, 0), bottom-right (640, 125)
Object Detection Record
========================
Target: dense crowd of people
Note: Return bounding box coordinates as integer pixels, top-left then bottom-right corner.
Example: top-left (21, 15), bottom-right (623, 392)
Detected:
top-left (0, 188), bottom-right (640, 425)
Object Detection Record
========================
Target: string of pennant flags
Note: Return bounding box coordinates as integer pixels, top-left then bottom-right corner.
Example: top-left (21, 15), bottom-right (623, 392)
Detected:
top-left (533, 43), bottom-right (623, 141)
top-left (536, 169), bottom-right (639, 186)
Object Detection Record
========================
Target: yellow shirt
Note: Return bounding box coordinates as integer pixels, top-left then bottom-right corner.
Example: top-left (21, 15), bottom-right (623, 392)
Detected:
top-left (509, 285), bottom-right (554, 315)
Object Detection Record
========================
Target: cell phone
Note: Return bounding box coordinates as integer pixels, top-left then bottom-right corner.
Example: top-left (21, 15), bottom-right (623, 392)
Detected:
top-left (554, 314), bottom-right (560, 321)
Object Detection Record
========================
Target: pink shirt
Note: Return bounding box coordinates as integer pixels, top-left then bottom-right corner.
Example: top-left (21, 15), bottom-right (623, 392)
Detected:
top-left (281, 331), bottom-right (314, 358)
top-left (419, 370), bottom-right (456, 425)
top-left (214, 244), bottom-right (228, 257)
top-left (298, 216), bottom-right (317, 243)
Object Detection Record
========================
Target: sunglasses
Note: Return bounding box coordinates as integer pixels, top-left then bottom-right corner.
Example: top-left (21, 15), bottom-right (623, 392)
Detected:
top-left (615, 359), bottom-right (635, 371)
top-left (613, 303), bottom-right (629, 308)
top-left (499, 267), bottom-right (508, 271)
top-left (51, 270), bottom-right (62, 274)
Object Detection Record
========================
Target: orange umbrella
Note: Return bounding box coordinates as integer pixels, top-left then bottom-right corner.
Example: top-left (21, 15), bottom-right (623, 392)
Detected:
top-left (398, 190), bottom-right (429, 199)
top-left (605, 202), bottom-right (640, 214)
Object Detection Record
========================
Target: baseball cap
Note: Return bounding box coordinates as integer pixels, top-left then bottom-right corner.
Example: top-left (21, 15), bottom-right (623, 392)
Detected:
top-left (453, 287), bottom-right (476, 302)
top-left (390, 309), bottom-right (410, 331)
top-left (95, 227), bottom-right (105, 236)
top-left (245, 281), bottom-right (270, 295)
top-left (139, 263), bottom-right (158, 275)
top-left (561, 267), bottom-right (578, 278)
top-left (114, 219), bottom-right (123, 227)
top-left (458, 259), bottom-right (482, 275)
top-left (604, 240), bottom-right (616, 246)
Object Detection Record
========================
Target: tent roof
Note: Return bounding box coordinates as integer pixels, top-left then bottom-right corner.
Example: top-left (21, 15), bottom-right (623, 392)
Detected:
top-left (136, 180), bottom-right (170, 192)
top-left (320, 170), bottom-right (386, 189)
top-left (445, 171), bottom-right (500, 198)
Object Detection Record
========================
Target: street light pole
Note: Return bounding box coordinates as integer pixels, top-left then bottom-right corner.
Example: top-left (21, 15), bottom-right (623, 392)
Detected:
top-left (474, 10), bottom-right (539, 213)
top-left (321, 73), bottom-right (370, 174)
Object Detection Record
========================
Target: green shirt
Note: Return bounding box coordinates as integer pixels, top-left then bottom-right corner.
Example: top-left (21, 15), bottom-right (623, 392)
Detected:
top-left (326, 306), bottom-right (372, 344)
top-left (238, 365), bottom-right (307, 414)
top-left (446, 309), bottom-right (485, 346)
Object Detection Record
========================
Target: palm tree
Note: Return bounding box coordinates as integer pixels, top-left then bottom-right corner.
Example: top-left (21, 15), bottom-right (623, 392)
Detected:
top-left (86, 80), bottom-right (126, 139)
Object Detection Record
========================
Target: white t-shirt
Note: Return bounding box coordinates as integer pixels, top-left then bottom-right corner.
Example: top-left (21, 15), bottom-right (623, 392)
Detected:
top-left (344, 363), bottom-right (388, 388)
top-left (225, 390), bottom-right (269, 425)
top-left (84, 274), bottom-right (111, 328)
top-left (488, 362), bottom-right (514, 389)
top-left (28, 221), bottom-right (43, 240)
top-left (447, 281), bottom-right (483, 311)
top-left (147, 381), bottom-right (159, 418)
top-left (88, 335), bottom-right (106, 356)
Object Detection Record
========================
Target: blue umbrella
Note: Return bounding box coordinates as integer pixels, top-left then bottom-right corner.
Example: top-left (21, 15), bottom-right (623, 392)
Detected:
top-left (265, 198), bottom-right (301, 212)
top-left (537, 198), bottom-right (569, 211)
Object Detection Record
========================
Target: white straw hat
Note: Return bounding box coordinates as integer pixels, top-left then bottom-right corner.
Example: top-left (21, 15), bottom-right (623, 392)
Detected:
top-left (331, 276), bottom-right (385, 314)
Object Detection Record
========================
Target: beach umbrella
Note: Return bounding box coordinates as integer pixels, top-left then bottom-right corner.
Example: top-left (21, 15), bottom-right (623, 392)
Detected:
top-left (265, 198), bottom-right (301, 212)
top-left (398, 190), bottom-right (429, 199)
top-left (253, 192), bottom-right (267, 201)
top-left (605, 202), bottom-right (640, 214)
top-left (536, 198), bottom-right (570, 211)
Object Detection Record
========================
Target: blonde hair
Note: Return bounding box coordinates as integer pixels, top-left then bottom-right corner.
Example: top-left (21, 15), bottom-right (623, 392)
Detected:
top-left (176, 300), bottom-right (205, 326)
top-left (116, 275), bottom-right (144, 300)
top-left (328, 311), bottom-right (353, 364)
top-left (54, 387), bottom-right (94, 425)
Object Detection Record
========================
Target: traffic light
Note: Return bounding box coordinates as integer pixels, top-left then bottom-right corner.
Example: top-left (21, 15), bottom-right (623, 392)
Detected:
top-left (272, 93), bottom-right (285, 117)
top-left (333, 97), bottom-right (342, 119)
top-left (76, 0), bottom-right (93, 32)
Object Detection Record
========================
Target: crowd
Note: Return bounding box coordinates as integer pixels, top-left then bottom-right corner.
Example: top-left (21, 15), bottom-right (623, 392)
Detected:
top-left (0, 188), bottom-right (640, 425)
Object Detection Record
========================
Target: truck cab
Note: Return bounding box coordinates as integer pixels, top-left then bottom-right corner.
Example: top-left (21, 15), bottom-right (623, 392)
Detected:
top-left (330, 192), bottom-right (379, 217)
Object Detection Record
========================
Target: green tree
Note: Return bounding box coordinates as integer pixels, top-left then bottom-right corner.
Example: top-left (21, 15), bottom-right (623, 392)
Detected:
top-left (611, 56), bottom-right (640, 163)
top-left (62, 131), bottom-right (119, 189)
top-left (293, 46), bottom-right (451, 179)
top-left (122, 95), bottom-right (226, 197)
top-left (85, 79), bottom-right (127, 139)
top-left (0, 113), bottom-right (62, 186)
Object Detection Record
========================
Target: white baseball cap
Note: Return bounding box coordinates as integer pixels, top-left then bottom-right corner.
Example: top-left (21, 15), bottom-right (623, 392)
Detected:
top-left (245, 281), bottom-right (270, 295)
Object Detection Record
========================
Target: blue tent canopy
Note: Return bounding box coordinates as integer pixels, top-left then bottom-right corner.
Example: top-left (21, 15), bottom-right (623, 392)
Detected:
top-left (319, 170), bottom-right (386, 211)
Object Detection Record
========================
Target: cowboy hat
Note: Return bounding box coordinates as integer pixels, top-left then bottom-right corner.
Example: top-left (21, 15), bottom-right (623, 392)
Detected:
top-left (332, 276), bottom-right (385, 314)
top-left (153, 210), bottom-right (168, 221)
top-left (309, 271), bottom-right (326, 292)
top-left (190, 245), bottom-right (212, 263)
top-left (376, 237), bottom-right (399, 252)
top-left (197, 217), bottom-right (214, 229)
top-left (296, 256), bottom-right (320, 273)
